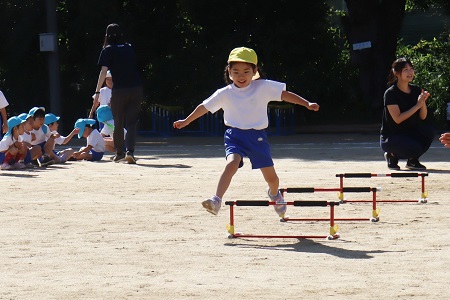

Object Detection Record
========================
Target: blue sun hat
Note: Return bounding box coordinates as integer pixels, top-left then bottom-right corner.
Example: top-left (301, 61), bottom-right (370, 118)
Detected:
top-left (96, 105), bottom-right (113, 123)
top-left (74, 118), bottom-right (96, 138)
top-left (44, 113), bottom-right (60, 125)
top-left (18, 113), bottom-right (31, 121)
top-left (28, 106), bottom-right (45, 117)
top-left (5, 116), bottom-right (26, 137)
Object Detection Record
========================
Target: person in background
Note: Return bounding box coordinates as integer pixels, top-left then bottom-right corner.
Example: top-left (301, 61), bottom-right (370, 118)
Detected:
top-left (71, 118), bottom-right (105, 161)
top-left (94, 23), bottom-right (142, 164)
top-left (0, 90), bottom-right (10, 137)
top-left (0, 116), bottom-right (27, 170)
top-left (380, 57), bottom-right (435, 170)
top-left (89, 70), bottom-right (113, 119)
top-left (44, 113), bottom-right (79, 163)
top-left (96, 105), bottom-right (127, 154)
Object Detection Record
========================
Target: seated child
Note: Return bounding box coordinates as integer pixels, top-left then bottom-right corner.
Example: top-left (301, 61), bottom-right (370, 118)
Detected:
top-left (28, 107), bottom-right (54, 166)
top-left (70, 118), bottom-right (105, 161)
top-left (0, 116), bottom-right (28, 170)
top-left (44, 113), bottom-right (79, 163)
top-left (96, 105), bottom-right (127, 153)
top-left (18, 113), bottom-right (43, 166)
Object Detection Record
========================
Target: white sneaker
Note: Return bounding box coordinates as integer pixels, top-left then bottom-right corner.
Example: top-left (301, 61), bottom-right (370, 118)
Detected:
top-left (1, 163), bottom-right (13, 170)
top-left (267, 188), bottom-right (287, 217)
top-left (202, 196), bottom-right (222, 215)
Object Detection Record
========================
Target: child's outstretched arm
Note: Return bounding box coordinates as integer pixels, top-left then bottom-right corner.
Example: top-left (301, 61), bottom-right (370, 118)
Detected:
top-left (173, 104), bottom-right (209, 129)
top-left (281, 91), bottom-right (320, 111)
top-left (62, 128), bottom-right (80, 144)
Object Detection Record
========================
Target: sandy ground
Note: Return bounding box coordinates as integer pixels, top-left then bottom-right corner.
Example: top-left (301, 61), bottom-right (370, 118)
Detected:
top-left (1, 133), bottom-right (449, 300)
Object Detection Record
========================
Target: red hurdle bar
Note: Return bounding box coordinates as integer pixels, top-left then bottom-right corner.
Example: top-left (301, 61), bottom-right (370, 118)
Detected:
top-left (225, 200), bottom-right (340, 240)
top-left (279, 187), bottom-right (380, 222)
top-left (336, 172), bottom-right (428, 203)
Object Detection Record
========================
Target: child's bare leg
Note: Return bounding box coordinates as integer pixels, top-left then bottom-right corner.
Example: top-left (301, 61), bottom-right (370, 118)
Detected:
top-left (29, 146), bottom-right (42, 160)
top-left (214, 154), bottom-right (241, 199)
top-left (104, 139), bottom-right (115, 152)
top-left (76, 152), bottom-right (92, 161)
top-left (261, 166), bottom-right (280, 195)
top-left (44, 139), bottom-right (60, 162)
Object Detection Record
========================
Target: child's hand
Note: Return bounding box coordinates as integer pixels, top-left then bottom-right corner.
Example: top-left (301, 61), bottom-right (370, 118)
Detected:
top-left (2, 123), bottom-right (7, 134)
top-left (73, 128), bottom-right (80, 134)
top-left (173, 120), bottom-right (188, 129)
top-left (308, 102), bottom-right (320, 112)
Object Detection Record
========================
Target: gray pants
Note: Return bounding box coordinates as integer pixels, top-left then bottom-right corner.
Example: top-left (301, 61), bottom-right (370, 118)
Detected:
top-left (110, 86), bottom-right (143, 154)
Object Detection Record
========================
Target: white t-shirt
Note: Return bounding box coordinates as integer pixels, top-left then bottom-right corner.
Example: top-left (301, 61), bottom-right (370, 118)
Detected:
top-left (20, 131), bottom-right (32, 144)
top-left (0, 135), bottom-right (19, 152)
top-left (202, 79), bottom-right (286, 130)
top-left (87, 129), bottom-right (105, 153)
top-left (31, 125), bottom-right (51, 145)
top-left (100, 119), bottom-right (127, 139)
top-left (92, 87), bottom-right (112, 106)
top-left (50, 131), bottom-right (66, 145)
top-left (0, 90), bottom-right (9, 109)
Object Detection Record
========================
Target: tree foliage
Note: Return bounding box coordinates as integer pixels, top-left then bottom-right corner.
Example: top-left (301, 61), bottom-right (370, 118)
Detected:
top-left (0, 0), bottom-right (448, 131)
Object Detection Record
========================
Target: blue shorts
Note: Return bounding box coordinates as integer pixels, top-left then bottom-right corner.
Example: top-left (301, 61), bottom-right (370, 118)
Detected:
top-left (89, 150), bottom-right (104, 161)
top-left (224, 127), bottom-right (273, 169)
top-left (0, 152), bottom-right (4, 163)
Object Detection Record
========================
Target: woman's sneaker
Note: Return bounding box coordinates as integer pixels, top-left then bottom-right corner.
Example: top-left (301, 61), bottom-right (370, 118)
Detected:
top-left (406, 158), bottom-right (426, 170)
top-left (267, 188), bottom-right (287, 217)
top-left (202, 196), bottom-right (222, 215)
top-left (384, 152), bottom-right (400, 170)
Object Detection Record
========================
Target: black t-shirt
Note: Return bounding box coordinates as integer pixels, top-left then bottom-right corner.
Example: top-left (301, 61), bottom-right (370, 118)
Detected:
top-left (97, 43), bottom-right (142, 89)
top-left (380, 84), bottom-right (423, 138)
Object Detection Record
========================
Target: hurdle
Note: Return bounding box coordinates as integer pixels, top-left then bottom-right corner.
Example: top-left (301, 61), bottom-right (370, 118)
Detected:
top-left (225, 200), bottom-right (340, 240)
top-left (279, 187), bottom-right (381, 222)
top-left (336, 172), bottom-right (428, 203)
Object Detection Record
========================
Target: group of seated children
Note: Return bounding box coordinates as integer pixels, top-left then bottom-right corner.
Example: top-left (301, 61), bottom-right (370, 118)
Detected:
top-left (0, 104), bottom-right (123, 170)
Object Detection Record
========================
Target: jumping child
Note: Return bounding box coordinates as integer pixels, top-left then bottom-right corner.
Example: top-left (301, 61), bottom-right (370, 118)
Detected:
top-left (173, 47), bottom-right (319, 217)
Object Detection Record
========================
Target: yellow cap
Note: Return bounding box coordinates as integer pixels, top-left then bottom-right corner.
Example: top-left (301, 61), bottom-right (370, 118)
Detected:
top-left (227, 47), bottom-right (257, 65)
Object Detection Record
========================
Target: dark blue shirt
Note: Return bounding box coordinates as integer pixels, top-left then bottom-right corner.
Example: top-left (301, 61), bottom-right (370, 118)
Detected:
top-left (97, 43), bottom-right (142, 89)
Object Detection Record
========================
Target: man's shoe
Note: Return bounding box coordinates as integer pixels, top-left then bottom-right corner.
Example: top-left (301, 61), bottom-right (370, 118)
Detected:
top-left (113, 153), bottom-right (126, 162)
top-left (384, 152), bottom-right (400, 170)
top-left (406, 159), bottom-right (426, 170)
top-left (125, 151), bottom-right (136, 164)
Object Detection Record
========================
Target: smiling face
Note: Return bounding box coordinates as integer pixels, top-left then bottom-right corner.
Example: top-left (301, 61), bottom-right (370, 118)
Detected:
top-left (397, 63), bottom-right (415, 83)
top-left (228, 62), bottom-right (257, 88)
top-left (105, 77), bottom-right (113, 89)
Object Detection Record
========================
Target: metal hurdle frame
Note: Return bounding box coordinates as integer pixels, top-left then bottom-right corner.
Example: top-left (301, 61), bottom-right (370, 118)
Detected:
top-left (336, 172), bottom-right (428, 203)
top-left (225, 200), bottom-right (340, 240)
top-left (279, 187), bottom-right (381, 223)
